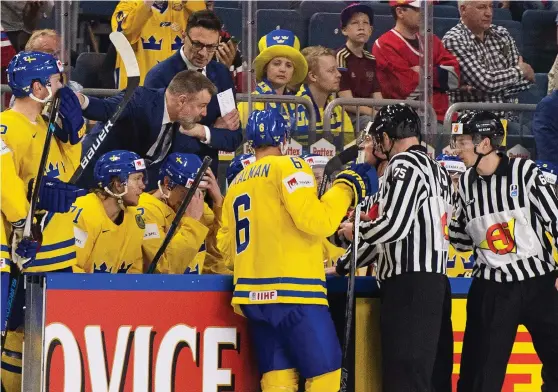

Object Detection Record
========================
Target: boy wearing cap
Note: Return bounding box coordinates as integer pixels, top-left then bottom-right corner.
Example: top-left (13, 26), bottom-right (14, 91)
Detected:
top-left (336, 3), bottom-right (383, 132)
top-left (373, 0), bottom-right (460, 123)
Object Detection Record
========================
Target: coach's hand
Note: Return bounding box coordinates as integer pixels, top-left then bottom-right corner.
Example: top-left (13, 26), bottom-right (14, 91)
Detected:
top-left (333, 163), bottom-right (371, 207)
top-left (214, 109), bottom-right (240, 131)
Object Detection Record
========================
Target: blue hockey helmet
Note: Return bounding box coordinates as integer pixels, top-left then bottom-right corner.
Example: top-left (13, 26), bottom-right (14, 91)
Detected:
top-left (94, 150), bottom-right (147, 189)
top-left (436, 153), bottom-right (466, 174)
top-left (226, 153), bottom-right (256, 184)
top-left (158, 153), bottom-right (203, 188)
top-left (6, 51), bottom-right (64, 101)
top-left (536, 160), bottom-right (558, 188)
top-left (246, 110), bottom-right (289, 149)
top-left (300, 153), bottom-right (329, 168)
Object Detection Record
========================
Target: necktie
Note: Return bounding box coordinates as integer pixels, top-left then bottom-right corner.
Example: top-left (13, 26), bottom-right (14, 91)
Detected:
top-left (146, 122), bottom-right (174, 165)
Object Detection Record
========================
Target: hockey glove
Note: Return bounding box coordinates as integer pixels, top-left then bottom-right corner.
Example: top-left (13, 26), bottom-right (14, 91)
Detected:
top-left (333, 163), bottom-right (371, 208)
top-left (10, 220), bottom-right (41, 270)
top-left (37, 177), bottom-right (87, 213)
top-left (55, 86), bottom-right (85, 145)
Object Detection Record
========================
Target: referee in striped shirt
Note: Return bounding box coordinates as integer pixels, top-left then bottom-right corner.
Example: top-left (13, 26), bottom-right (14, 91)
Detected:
top-left (335, 104), bottom-right (454, 392)
top-left (449, 111), bottom-right (558, 392)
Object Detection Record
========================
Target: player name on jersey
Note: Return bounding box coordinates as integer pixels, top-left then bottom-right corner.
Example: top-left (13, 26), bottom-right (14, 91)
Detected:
top-left (310, 138), bottom-right (336, 157)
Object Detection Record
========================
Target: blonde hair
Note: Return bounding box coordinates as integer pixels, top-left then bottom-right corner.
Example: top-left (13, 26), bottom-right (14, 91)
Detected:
top-left (25, 29), bottom-right (59, 52)
top-left (301, 46), bottom-right (336, 74)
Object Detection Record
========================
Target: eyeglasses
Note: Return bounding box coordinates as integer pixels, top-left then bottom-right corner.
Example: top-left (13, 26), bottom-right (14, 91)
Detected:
top-left (185, 33), bottom-right (220, 53)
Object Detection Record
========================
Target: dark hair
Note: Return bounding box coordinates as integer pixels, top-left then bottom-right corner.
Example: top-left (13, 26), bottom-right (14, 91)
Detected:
top-left (391, 5), bottom-right (413, 20)
top-left (186, 10), bottom-right (222, 33)
top-left (167, 70), bottom-right (217, 96)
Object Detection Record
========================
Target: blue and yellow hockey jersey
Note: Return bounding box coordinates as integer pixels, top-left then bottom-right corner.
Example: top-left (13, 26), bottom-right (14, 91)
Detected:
top-left (0, 109), bottom-right (81, 272)
top-left (219, 155), bottom-right (353, 312)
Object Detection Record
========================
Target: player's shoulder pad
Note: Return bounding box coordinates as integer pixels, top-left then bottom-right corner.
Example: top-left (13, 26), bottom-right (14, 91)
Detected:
top-left (280, 156), bottom-right (315, 194)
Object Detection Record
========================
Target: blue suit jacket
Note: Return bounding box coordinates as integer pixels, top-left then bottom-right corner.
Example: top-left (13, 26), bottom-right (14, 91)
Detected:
top-left (144, 50), bottom-right (243, 168)
top-left (79, 87), bottom-right (169, 188)
top-left (533, 90), bottom-right (558, 164)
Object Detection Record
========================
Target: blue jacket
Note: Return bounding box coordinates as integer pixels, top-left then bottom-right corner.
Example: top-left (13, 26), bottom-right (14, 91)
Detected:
top-left (532, 90), bottom-right (558, 164)
top-left (144, 50), bottom-right (243, 165)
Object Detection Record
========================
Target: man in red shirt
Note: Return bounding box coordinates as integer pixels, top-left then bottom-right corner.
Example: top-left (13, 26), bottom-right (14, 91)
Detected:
top-left (373, 0), bottom-right (460, 123)
top-left (336, 3), bottom-right (383, 133)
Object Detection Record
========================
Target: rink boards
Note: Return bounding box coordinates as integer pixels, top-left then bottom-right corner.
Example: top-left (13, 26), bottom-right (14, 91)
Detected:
top-left (37, 274), bottom-right (540, 392)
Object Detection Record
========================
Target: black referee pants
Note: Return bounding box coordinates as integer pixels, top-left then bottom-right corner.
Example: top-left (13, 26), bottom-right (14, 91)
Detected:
top-left (380, 272), bottom-right (453, 392)
top-left (457, 272), bottom-right (558, 392)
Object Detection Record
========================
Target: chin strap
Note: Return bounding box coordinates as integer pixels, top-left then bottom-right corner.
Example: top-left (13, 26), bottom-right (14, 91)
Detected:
top-left (471, 145), bottom-right (495, 172)
top-left (158, 180), bottom-right (171, 199)
top-left (104, 184), bottom-right (128, 211)
top-left (29, 85), bottom-right (53, 104)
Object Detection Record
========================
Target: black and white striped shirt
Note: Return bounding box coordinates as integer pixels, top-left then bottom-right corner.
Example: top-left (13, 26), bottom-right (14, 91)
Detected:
top-left (449, 155), bottom-right (558, 282)
top-left (338, 145), bottom-right (454, 282)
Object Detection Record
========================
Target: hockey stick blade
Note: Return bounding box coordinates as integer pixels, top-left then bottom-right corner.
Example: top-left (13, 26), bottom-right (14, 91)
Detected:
top-left (69, 31), bottom-right (140, 184)
top-left (147, 156), bottom-right (212, 274)
top-left (318, 144), bottom-right (359, 198)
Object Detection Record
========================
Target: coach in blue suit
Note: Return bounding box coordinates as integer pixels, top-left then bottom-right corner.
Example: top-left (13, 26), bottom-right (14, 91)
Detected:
top-left (76, 70), bottom-right (233, 189)
top-left (144, 10), bottom-right (241, 172)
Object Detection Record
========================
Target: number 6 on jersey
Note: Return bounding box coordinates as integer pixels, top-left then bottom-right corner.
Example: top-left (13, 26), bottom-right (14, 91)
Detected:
top-left (233, 194), bottom-right (251, 254)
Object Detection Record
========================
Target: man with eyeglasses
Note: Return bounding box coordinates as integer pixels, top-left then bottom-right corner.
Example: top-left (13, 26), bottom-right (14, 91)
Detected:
top-left (145, 9), bottom-right (241, 178)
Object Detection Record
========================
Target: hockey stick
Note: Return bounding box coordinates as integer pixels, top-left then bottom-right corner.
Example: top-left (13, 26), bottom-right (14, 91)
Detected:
top-left (340, 123), bottom-right (371, 392)
top-left (318, 144), bottom-right (359, 198)
top-left (69, 31), bottom-right (140, 184)
top-left (146, 156), bottom-right (212, 274)
top-left (1, 92), bottom-right (62, 350)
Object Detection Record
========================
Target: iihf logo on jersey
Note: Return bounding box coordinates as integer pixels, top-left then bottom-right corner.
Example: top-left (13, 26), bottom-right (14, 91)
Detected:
top-left (510, 184), bottom-right (518, 197)
top-left (249, 290), bottom-right (278, 302)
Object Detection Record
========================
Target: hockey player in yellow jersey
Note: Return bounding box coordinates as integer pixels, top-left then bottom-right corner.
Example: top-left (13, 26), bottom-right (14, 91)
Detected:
top-left (1, 51), bottom-right (87, 391)
top-left (140, 152), bottom-right (228, 274)
top-left (112, 0), bottom-right (206, 88)
top-left (72, 151), bottom-right (147, 274)
top-left (218, 110), bottom-right (371, 392)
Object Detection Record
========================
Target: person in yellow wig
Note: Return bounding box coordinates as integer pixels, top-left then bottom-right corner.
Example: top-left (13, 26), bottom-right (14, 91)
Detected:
top-left (238, 29), bottom-right (308, 130)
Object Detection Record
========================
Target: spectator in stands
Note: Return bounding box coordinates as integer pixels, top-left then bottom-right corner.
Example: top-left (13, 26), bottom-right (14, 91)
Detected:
top-left (336, 3), bottom-right (383, 133)
top-left (296, 46), bottom-right (354, 146)
top-left (532, 90), bottom-right (558, 165)
top-left (547, 13), bottom-right (558, 95)
top-left (144, 10), bottom-right (241, 178)
top-left (373, 0), bottom-right (460, 123)
top-left (0, 1), bottom-right (53, 52)
top-left (75, 70), bottom-right (231, 190)
top-left (443, 1), bottom-right (534, 110)
top-left (111, 0), bottom-right (206, 89)
top-left (238, 29), bottom-right (308, 129)
top-left (1, 24), bottom-right (16, 107)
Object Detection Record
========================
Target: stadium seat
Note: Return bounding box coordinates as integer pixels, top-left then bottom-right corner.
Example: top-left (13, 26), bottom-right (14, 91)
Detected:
top-left (308, 13), bottom-right (346, 48)
top-left (433, 17), bottom-right (459, 39)
top-left (256, 10), bottom-right (306, 47)
top-left (215, 1), bottom-right (240, 8)
top-left (493, 7), bottom-right (512, 20)
top-left (79, 1), bottom-right (117, 21)
top-left (299, 1), bottom-right (347, 22)
top-left (433, 5), bottom-right (459, 18)
top-left (256, 1), bottom-right (292, 10)
top-left (366, 2), bottom-right (392, 16)
top-left (497, 20), bottom-right (523, 52)
top-left (522, 10), bottom-right (558, 73)
top-left (214, 7), bottom-right (242, 41)
top-left (72, 52), bottom-right (107, 88)
top-left (512, 73), bottom-right (550, 135)
top-left (371, 15), bottom-right (395, 43)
